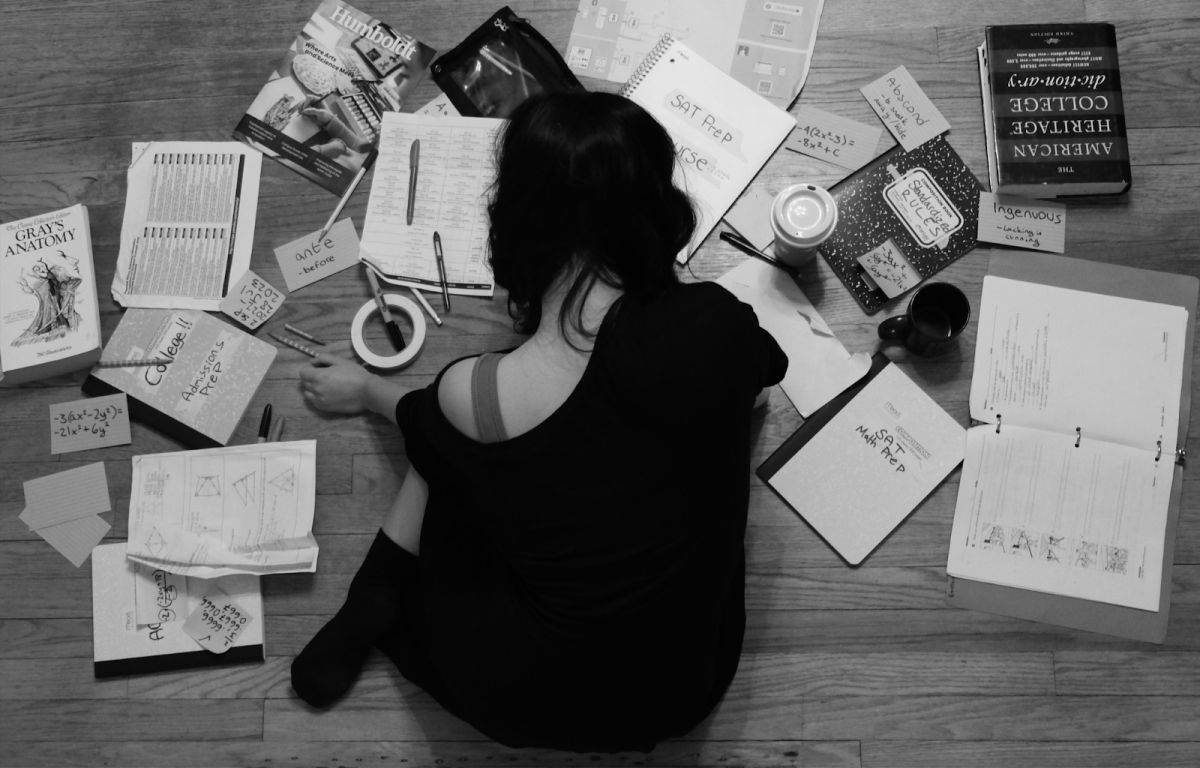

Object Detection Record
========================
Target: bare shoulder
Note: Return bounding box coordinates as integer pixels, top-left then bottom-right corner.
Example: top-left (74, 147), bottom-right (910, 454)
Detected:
top-left (437, 356), bottom-right (480, 440)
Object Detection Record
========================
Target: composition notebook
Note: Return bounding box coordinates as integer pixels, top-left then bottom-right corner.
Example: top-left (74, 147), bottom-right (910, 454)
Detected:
top-left (618, 35), bottom-right (796, 264)
top-left (946, 252), bottom-right (1198, 642)
top-left (758, 352), bottom-right (966, 565)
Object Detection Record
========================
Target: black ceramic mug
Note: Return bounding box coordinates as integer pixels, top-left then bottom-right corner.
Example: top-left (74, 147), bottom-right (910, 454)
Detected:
top-left (877, 282), bottom-right (971, 357)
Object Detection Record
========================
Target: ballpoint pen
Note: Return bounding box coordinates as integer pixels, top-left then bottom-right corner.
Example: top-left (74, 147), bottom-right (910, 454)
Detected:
top-left (432, 231), bottom-right (450, 312)
top-left (406, 139), bottom-right (420, 225)
top-left (719, 231), bottom-right (797, 275)
top-left (365, 266), bottom-right (406, 352)
top-left (257, 404), bottom-right (272, 443)
top-left (317, 151), bottom-right (376, 241)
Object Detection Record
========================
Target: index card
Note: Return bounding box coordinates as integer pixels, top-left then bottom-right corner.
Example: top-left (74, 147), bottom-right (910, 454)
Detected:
top-left (218, 269), bottom-right (285, 330)
top-left (35, 514), bottom-right (110, 568)
top-left (856, 239), bottom-right (922, 299)
top-left (275, 218), bottom-right (360, 293)
top-left (786, 105), bottom-right (883, 172)
top-left (49, 394), bottom-right (132, 455)
top-left (20, 462), bottom-right (111, 530)
top-left (183, 585), bottom-right (253, 654)
top-left (977, 191), bottom-right (1067, 253)
top-left (860, 66), bottom-right (951, 152)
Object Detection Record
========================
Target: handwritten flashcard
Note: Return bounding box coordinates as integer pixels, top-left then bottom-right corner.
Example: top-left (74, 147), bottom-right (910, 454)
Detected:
top-left (723, 187), bottom-right (777, 251)
top-left (860, 66), bottom-right (951, 152)
top-left (219, 269), bottom-right (285, 330)
top-left (20, 462), bottom-right (111, 530)
top-left (275, 218), bottom-right (360, 292)
top-left (977, 191), bottom-right (1067, 253)
top-left (857, 239), bottom-right (922, 299)
top-left (786, 105), bottom-right (883, 173)
top-left (35, 514), bottom-right (110, 568)
top-left (183, 585), bottom-right (253, 654)
top-left (48, 394), bottom-right (131, 455)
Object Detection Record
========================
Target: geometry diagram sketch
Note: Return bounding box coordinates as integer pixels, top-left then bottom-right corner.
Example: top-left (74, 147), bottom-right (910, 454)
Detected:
top-left (126, 440), bottom-right (318, 578)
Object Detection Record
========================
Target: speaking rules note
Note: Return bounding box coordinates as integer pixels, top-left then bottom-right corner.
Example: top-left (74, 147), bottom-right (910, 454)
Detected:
top-left (860, 66), bottom-right (951, 152)
top-left (219, 269), bottom-right (284, 330)
top-left (786, 105), bottom-right (883, 172)
top-left (857, 239), bottom-right (922, 299)
top-left (275, 218), bottom-right (360, 292)
top-left (977, 191), bottom-right (1066, 253)
top-left (183, 585), bottom-right (253, 654)
top-left (49, 393), bottom-right (131, 454)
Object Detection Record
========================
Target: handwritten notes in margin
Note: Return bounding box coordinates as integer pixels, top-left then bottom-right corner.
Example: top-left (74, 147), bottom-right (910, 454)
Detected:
top-left (49, 393), bottom-right (131, 454)
top-left (977, 192), bottom-right (1067, 253)
top-left (860, 66), bottom-right (951, 152)
top-left (857, 239), bottom-right (922, 299)
top-left (219, 269), bottom-right (285, 330)
top-left (183, 585), bottom-right (253, 654)
top-left (786, 105), bottom-right (883, 173)
top-left (275, 218), bottom-right (360, 292)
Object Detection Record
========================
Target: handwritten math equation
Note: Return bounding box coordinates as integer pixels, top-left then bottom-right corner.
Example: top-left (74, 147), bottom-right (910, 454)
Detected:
top-left (48, 393), bottom-right (132, 454)
top-left (183, 588), bottom-right (252, 654)
top-left (787, 105), bottom-right (881, 172)
top-left (219, 270), bottom-right (284, 331)
top-left (53, 402), bottom-right (123, 439)
top-left (855, 425), bottom-right (907, 472)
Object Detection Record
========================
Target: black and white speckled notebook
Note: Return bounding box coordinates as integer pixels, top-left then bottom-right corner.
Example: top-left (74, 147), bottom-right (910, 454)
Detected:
top-left (819, 135), bottom-right (982, 314)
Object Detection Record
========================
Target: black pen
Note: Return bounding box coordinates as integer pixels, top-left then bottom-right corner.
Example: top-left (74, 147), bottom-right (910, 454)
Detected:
top-left (406, 139), bottom-right (420, 225)
top-left (433, 231), bottom-right (450, 312)
top-left (257, 404), bottom-right (272, 444)
top-left (719, 231), bottom-right (797, 275)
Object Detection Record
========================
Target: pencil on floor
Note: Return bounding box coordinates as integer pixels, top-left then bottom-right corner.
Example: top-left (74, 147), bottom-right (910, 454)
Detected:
top-left (269, 332), bottom-right (318, 357)
top-left (284, 324), bottom-right (326, 345)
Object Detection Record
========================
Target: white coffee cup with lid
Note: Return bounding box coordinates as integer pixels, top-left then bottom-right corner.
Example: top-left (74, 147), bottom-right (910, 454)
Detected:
top-left (769, 183), bottom-right (838, 267)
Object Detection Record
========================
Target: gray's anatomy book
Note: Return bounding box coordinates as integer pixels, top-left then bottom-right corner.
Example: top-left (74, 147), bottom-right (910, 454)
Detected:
top-left (92, 542), bottom-right (265, 678)
top-left (0, 204), bottom-right (102, 384)
top-left (82, 309), bottom-right (276, 448)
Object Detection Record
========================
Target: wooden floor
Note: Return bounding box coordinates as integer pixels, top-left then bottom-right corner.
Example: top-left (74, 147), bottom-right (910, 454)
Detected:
top-left (3, 0), bottom-right (1200, 765)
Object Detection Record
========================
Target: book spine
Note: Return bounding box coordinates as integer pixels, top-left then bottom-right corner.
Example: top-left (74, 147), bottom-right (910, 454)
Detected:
top-left (617, 34), bottom-right (674, 98)
top-left (985, 24), bottom-right (1129, 191)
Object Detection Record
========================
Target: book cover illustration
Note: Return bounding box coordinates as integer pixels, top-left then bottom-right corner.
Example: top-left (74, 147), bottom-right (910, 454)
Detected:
top-left (0, 205), bottom-right (101, 382)
top-left (982, 23), bottom-right (1129, 197)
top-left (232, 1), bottom-right (435, 195)
top-left (819, 136), bottom-right (981, 314)
top-left (86, 309), bottom-right (275, 447)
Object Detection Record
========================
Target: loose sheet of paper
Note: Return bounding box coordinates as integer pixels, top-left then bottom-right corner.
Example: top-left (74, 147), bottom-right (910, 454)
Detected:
top-left (856, 239), bottom-right (922, 299)
top-left (769, 362), bottom-right (966, 564)
top-left (49, 394), bottom-right (131, 454)
top-left (183, 585), bottom-right (253, 654)
top-left (970, 277), bottom-right (1186, 454)
top-left (126, 440), bottom-right (318, 578)
top-left (786, 105), bottom-right (882, 172)
top-left (21, 462), bottom-right (111, 529)
top-left (34, 514), bottom-right (110, 568)
top-left (112, 142), bottom-right (262, 311)
top-left (723, 188), bottom-right (777, 251)
top-left (948, 424), bottom-right (1171, 610)
top-left (977, 192), bottom-right (1066, 253)
top-left (274, 218), bottom-right (361, 293)
top-left (717, 258), bottom-right (872, 416)
top-left (218, 269), bottom-right (285, 330)
top-left (360, 112), bottom-right (503, 297)
top-left (860, 66), bottom-right (951, 152)
top-left (415, 92), bottom-right (461, 118)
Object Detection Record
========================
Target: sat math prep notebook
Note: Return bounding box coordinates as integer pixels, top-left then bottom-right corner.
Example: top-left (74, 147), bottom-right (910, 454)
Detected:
top-left (618, 35), bottom-right (796, 263)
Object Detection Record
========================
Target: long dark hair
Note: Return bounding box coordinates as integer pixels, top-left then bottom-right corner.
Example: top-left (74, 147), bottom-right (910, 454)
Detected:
top-left (487, 91), bottom-right (696, 343)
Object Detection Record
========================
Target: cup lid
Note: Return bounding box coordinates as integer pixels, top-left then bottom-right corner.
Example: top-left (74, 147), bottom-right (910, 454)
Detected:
top-left (771, 184), bottom-right (838, 247)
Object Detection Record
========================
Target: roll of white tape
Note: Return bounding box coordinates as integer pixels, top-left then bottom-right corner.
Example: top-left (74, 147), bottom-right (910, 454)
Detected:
top-left (351, 294), bottom-right (426, 369)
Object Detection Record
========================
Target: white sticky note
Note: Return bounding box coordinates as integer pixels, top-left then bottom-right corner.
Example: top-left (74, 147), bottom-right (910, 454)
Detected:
top-left (275, 218), bottom-right (360, 293)
top-left (856, 239), bottom-right (922, 299)
top-left (219, 269), bottom-right (285, 330)
top-left (183, 585), bottom-right (253, 654)
top-left (723, 187), bottom-right (777, 251)
top-left (786, 105), bottom-right (883, 172)
top-left (977, 191), bottom-right (1067, 253)
top-left (860, 66), bottom-right (951, 152)
top-left (20, 463), bottom-right (111, 530)
top-left (35, 513), bottom-right (110, 568)
top-left (49, 394), bottom-right (132, 455)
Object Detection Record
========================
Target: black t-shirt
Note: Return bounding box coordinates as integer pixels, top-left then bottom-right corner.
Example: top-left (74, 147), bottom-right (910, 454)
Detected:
top-left (392, 281), bottom-right (787, 751)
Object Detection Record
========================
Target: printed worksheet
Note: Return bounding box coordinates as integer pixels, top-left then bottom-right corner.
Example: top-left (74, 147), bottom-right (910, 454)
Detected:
top-left (360, 112), bottom-right (503, 297)
top-left (126, 440), bottom-right (318, 578)
top-left (112, 142), bottom-right (262, 312)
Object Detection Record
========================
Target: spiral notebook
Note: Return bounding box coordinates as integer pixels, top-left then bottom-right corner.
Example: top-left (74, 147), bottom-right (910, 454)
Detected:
top-left (618, 36), bottom-right (796, 264)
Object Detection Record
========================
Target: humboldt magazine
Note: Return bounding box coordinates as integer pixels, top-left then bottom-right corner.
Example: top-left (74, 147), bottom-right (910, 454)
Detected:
top-left (233, 1), bottom-right (435, 195)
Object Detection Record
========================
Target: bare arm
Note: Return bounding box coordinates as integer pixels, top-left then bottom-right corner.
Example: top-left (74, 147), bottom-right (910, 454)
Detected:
top-left (298, 354), bottom-right (411, 425)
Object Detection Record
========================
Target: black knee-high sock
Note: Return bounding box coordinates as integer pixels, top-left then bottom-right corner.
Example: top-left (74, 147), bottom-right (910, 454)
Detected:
top-left (291, 530), bottom-right (417, 708)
